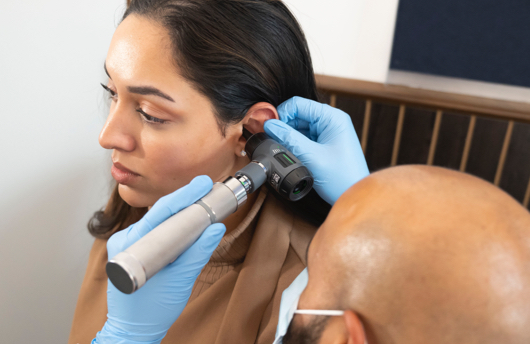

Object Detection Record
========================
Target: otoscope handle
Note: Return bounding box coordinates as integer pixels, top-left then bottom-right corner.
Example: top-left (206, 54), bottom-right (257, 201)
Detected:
top-left (106, 128), bottom-right (310, 294)
top-left (107, 178), bottom-right (247, 294)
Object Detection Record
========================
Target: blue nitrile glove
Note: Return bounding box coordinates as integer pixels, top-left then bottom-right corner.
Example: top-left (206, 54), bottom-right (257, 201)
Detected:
top-left (92, 175), bottom-right (226, 344)
top-left (264, 96), bottom-right (369, 205)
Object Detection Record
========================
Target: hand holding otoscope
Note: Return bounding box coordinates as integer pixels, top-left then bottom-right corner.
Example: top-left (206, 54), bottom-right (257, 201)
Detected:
top-left (107, 127), bottom-right (314, 294)
top-left (99, 176), bottom-right (226, 344)
top-left (96, 97), bottom-right (369, 344)
top-left (97, 127), bottom-right (315, 343)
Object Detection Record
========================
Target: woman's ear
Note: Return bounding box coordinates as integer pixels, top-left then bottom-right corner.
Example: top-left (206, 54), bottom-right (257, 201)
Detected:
top-left (242, 102), bottom-right (279, 134)
top-left (231, 102), bottom-right (279, 158)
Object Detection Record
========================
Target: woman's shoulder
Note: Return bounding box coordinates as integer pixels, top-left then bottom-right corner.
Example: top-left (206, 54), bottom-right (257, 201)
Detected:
top-left (84, 237), bottom-right (110, 282)
top-left (256, 190), bottom-right (320, 266)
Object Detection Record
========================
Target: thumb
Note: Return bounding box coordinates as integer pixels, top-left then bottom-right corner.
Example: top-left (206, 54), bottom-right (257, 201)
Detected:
top-left (264, 119), bottom-right (317, 158)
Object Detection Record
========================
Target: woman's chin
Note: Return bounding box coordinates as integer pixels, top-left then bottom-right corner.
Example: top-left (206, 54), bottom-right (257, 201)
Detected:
top-left (118, 184), bottom-right (155, 208)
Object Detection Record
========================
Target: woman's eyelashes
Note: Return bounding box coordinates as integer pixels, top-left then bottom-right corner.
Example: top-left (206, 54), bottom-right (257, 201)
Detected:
top-left (100, 83), bottom-right (168, 125)
top-left (136, 108), bottom-right (168, 124)
top-left (101, 83), bottom-right (117, 101)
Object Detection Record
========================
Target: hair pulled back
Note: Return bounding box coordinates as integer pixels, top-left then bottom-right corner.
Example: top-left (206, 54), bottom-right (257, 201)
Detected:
top-left (89, 0), bottom-right (325, 238)
top-left (126, 0), bottom-right (318, 132)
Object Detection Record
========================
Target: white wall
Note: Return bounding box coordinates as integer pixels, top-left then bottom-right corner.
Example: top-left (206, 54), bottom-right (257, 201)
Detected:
top-left (0, 1), bottom-right (398, 342)
top-left (284, 0), bottom-right (399, 83)
top-left (0, 1), bottom-right (124, 342)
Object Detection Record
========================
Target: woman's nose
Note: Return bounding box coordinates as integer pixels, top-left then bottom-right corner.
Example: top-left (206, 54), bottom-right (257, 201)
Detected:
top-left (99, 104), bottom-right (137, 152)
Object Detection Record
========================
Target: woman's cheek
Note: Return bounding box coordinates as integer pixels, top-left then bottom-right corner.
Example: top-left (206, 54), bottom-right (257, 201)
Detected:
top-left (151, 146), bottom-right (191, 178)
top-left (141, 126), bottom-right (232, 192)
top-left (158, 144), bottom-right (213, 184)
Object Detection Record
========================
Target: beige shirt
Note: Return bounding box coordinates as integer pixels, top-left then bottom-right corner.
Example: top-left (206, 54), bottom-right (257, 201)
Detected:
top-left (68, 187), bottom-right (317, 344)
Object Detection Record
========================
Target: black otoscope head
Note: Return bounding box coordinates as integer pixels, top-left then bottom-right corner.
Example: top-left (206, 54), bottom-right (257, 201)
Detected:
top-left (239, 127), bottom-right (313, 201)
top-left (242, 127), bottom-right (253, 140)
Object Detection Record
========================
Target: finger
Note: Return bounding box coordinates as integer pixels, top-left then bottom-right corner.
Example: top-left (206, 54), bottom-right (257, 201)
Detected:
top-left (283, 119), bottom-right (311, 139)
top-left (277, 96), bottom-right (333, 129)
top-left (286, 118), bottom-right (310, 132)
top-left (107, 228), bottom-right (130, 258)
top-left (264, 119), bottom-right (317, 157)
top-left (135, 175), bottom-right (213, 239)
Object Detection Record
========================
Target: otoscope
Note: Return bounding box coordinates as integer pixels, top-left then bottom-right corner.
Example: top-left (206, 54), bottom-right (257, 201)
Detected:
top-left (107, 128), bottom-right (314, 294)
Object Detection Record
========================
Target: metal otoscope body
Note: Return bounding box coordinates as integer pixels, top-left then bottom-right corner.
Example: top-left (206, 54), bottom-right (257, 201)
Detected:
top-left (106, 128), bottom-right (313, 294)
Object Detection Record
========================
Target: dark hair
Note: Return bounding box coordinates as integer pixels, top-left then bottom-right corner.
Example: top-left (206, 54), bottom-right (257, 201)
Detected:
top-left (88, 0), bottom-right (328, 238)
top-left (283, 314), bottom-right (330, 344)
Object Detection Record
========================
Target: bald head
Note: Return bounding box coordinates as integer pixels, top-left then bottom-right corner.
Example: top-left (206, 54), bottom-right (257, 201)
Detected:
top-left (299, 166), bottom-right (530, 344)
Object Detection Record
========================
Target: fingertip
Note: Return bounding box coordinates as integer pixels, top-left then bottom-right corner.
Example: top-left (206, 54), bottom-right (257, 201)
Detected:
top-left (106, 225), bottom-right (131, 256)
top-left (188, 175), bottom-right (214, 196)
top-left (199, 223), bottom-right (226, 252)
top-left (264, 118), bottom-right (281, 128)
top-left (264, 119), bottom-right (290, 130)
top-left (191, 175), bottom-right (213, 189)
top-left (210, 223), bottom-right (226, 237)
top-left (276, 97), bottom-right (298, 122)
top-left (264, 119), bottom-right (291, 141)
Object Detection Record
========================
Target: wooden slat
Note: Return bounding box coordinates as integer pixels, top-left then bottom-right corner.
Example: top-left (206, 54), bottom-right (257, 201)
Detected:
top-left (427, 110), bottom-right (443, 165)
top-left (316, 74), bottom-right (530, 124)
top-left (391, 105), bottom-right (406, 166)
top-left (460, 115), bottom-right (477, 172)
top-left (361, 100), bottom-right (372, 153)
top-left (494, 121), bottom-right (515, 186)
top-left (329, 93), bottom-right (337, 107)
top-left (524, 178), bottom-right (530, 209)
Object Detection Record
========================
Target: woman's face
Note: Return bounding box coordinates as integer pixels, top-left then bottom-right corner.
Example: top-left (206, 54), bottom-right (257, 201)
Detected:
top-left (100, 15), bottom-right (248, 207)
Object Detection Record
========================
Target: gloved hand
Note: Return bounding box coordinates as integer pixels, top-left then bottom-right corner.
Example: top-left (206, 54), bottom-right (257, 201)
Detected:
top-left (93, 176), bottom-right (226, 344)
top-left (264, 96), bottom-right (369, 205)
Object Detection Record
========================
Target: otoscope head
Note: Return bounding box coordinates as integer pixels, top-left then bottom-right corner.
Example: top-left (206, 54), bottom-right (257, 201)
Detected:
top-left (240, 127), bottom-right (313, 201)
top-left (243, 130), bottom-right (269, 158)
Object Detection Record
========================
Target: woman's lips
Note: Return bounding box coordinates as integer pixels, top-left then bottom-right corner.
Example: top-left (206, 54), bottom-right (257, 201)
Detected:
top-left (111, 162), bottom-right (140, 185)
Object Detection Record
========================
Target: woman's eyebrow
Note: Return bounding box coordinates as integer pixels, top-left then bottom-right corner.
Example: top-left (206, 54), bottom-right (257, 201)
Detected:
top-left (104, 62), bottom-right (111, 79)
top-left (127, 86), bottom-right (175, 102)
top-left (103, 62), bottom-right (175, 103)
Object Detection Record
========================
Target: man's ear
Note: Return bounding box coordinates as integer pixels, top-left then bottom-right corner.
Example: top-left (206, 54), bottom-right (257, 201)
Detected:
top-left (242, 102), bottom-right (279, 134)
top-left (316, 310), bottom-right (366, 344)
top-left (344, 310), bottom-right (367, 344)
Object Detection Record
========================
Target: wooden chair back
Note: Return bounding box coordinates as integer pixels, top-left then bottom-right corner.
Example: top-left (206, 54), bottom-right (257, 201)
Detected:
top-left (316, 75), bottom-right (530, 210)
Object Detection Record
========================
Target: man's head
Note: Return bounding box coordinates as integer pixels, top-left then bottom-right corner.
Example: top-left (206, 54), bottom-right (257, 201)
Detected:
top-left (286, 165), bottom-right (530, 344)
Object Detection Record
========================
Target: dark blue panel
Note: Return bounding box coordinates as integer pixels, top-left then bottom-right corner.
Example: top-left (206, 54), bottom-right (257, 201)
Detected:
top-left (390, 0), bottom-right (530, 88)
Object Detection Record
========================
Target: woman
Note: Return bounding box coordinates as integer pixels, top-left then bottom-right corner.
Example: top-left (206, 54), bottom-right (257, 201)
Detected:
top-left (69, 1), bottom-right (367, 343)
